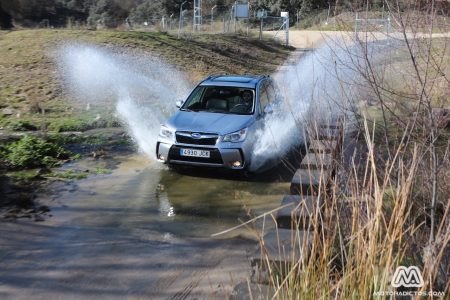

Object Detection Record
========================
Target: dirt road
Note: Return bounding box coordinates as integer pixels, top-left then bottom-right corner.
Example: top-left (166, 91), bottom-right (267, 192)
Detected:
top-left (268, 30), bottom-right (450, 49)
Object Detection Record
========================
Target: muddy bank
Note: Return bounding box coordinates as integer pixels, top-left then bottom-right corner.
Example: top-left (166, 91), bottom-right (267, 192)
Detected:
top-left (0, 127), bottom-right (132, 219)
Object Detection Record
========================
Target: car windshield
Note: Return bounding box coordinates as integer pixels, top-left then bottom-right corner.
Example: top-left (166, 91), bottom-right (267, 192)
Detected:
top-left (181, 86), bottom-right (255, 115)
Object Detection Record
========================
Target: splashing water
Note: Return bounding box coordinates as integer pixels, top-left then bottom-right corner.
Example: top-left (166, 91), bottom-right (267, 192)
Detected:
top-left (57, 43), bottom-right (191, 159)
top-left (250, 36), bottom-right (388, 171)
top-left (57, 39), bottom-right (388, 172)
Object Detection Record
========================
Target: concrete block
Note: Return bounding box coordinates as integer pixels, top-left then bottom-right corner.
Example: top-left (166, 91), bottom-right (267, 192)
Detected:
top-left (308, 139), bottom-right (338, 154)
top-left (299, 152), bottom-right (334, 170)
top-left (230, 282), bottom-right (274, 300)
top-left (276, 195), bottom-right (318, 230)
top-left (316, 128), bottom-right (341, 140)
top-left (319, 116), bottom-right (344, 130)
top-left (290, 169), bottom-right (330, 195)
top-left (251, 229), bottom-right (313, 282)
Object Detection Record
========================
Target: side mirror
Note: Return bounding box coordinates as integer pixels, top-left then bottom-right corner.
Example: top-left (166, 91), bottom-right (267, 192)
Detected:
top-left (175, 100), bottom-right (184, 108)
top-left (264, 103), bottom-right (274, 114)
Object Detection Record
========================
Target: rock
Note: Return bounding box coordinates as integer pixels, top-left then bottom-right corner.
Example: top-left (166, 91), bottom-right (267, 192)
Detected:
top-left (92, 149), bottom-right (107, 158)
top-left (38, 205), bottom-right (50, 213)
top-left (24, 208), bottom-right (36, 214)
top-left (36, 167), bottom-right (51, 176)
top-left (34, 215), bottom-right (45, 222)
top-left (2, 108), bottom-right (14, 116)
top-left (16, 213), bottom-right (32, 219)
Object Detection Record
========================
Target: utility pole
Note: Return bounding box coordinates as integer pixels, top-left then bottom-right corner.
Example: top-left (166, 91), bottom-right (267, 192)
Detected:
top-left (193, 0), bottom-right (202, 31)
top-left (178, 1), bottom-right (187, 38)
top-left (234, 2), bottom-right (237, 33)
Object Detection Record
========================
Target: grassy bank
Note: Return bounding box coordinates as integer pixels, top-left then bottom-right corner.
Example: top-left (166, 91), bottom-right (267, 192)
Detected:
top-left (0, 29), bottom-right (293, 132)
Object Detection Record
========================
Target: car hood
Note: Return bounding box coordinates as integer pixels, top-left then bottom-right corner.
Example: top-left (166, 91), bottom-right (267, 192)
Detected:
top-left (167, 111), bottom-right (254, 134)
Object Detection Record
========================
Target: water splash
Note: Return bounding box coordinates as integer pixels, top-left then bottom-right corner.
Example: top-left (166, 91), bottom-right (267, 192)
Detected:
top-left (250, 36), bottom-right (386, 171)
top-left (57, 43), bottom-right (191, 159)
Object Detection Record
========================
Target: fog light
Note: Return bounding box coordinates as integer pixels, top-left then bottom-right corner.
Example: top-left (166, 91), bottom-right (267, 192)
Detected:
top-left (232, 161), bottom-right (242, 167)
top-left (158, 154), bottom-right (165, 160)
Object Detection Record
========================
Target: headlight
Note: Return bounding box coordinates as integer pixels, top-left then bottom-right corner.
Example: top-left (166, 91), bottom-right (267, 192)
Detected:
top-left (222, 128), bottom-right (247, 143)
top-left (159, 125), bottom-right (174, 140)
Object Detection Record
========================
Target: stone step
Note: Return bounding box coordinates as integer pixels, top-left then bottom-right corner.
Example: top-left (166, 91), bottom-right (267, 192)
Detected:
top-left (319, 116), bottom-right (344, 130)
top-left (276, 195), bottom-right (319, 230)
top-left (315, 127), bottom-right (342, 141)
top-left (290, 168), bottom-right (330, 195)
top-left (299, 152), bottom-right (334, 170)
top-left (251, 229), bottom-right (313, 283)
top-left (308, 139), bottom-right (338, 154)
top-left (230, 282), bottom-right (274, 300)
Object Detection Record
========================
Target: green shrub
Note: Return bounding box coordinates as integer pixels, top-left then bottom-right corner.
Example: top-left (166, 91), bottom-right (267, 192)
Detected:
top-left (9, 120), bottom-right (38, 131)
top-left (53, 170), bottom-right (88, 180)
top-left (49, 118), bottom-right (94, 132)
top-left (5, 135), bottom-right (72, 169)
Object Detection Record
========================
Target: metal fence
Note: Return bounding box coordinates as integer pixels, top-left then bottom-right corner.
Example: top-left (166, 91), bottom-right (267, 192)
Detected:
top-left (127, 9), bottom-right (289, 45)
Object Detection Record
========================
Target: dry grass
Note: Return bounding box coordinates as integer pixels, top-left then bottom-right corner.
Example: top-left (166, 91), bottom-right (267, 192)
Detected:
top-left (237, 6), bottom-right (449, 298)
top-left (243, 118), bottom-right (449, 299)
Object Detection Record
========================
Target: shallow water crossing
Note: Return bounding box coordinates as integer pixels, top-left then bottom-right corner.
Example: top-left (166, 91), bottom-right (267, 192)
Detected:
top-left (0, 153), bottom-right (290, 299)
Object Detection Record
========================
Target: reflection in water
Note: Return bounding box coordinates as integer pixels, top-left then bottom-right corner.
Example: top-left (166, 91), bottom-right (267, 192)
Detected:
top-left (156, 191), bottom-right (175, 217)
top-left (154, 167), bottom-right (289, 237)
top-left (51, 154), bottom-right (289, 239)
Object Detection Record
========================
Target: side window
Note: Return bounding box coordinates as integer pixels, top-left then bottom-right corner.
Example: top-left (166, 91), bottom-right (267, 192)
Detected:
top-left (259, 81), bottom-right (269, 114)
top-left (185, 87), bottom-right (205, 109)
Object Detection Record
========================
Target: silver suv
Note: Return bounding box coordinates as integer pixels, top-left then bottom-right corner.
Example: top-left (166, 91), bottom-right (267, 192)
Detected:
top-left (156, 75), bottom-right (280, 170)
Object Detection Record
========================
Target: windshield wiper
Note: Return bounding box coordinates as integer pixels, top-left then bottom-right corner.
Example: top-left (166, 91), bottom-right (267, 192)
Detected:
top-left (180, 108), bottom-right (198, 112)
top-left (207, 110), bottom-right (231, 114)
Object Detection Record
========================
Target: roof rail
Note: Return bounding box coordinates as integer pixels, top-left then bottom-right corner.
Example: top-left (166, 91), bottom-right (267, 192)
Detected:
top-left (201, 74), bottom-right (224, 83)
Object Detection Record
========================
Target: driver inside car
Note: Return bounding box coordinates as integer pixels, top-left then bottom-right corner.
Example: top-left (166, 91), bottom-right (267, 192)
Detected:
top-left (230, 90), bottom-right (253, 113)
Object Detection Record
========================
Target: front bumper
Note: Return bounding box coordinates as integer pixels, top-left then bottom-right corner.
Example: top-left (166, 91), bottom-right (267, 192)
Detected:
top-left (156, 142), bottom-right (246, 169)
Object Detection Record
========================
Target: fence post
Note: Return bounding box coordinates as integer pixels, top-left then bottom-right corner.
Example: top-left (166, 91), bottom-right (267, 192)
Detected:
top-left (233, 2), bottom-right (237, 33)
top-left (178, 1), bottom-right (187, 38)
top-left (285, 16), bottom-right (289, 46)
top-left (259, 17), bottom-right (263, 40)
top-left (211, 5), bottom-right (217, 32)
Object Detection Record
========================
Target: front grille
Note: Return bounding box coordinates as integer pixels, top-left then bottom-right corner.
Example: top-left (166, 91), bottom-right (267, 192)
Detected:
top-left (169, 146), bottom-right (223, 164)
top-left (175, 132), bottom-right (218, 146)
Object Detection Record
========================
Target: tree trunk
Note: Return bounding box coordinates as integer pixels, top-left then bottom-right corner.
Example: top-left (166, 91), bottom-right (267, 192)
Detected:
top-left (0, 4), bottom-right (13, 29)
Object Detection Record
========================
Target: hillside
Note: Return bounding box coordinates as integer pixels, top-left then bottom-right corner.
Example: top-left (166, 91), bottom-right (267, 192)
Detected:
top-left (0, 29), bottom-right (293, 132)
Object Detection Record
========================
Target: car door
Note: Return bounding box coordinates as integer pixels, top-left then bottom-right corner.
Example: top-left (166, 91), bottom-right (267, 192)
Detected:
top-left (258, 80), bottom-right (270, 116)
top-left (252, 80), bottom-right (271, 137)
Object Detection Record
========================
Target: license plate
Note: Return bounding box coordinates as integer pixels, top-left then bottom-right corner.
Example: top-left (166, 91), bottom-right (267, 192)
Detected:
top-left (180, 148), bottom-right (210, 158)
